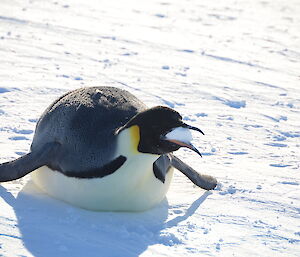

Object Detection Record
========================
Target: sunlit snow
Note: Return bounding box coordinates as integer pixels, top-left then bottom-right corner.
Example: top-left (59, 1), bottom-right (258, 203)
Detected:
top-left (0, 0), bottom-right (299, 256)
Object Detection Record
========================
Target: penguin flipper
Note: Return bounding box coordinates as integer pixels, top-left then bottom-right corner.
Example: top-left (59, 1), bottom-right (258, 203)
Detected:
top-left (170, 155), bottom-right (217, 190)
top-left (153, 155), bottom-right (172, 183)
top-left (0, 142), bottom-right (60, 182)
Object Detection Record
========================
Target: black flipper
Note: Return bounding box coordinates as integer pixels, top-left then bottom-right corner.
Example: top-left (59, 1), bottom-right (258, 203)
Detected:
top-left (0, 142), bottom-right (60, 182)
top-left (170, 155), bottom-right (217, 190)
top-left (153, 155), bottom-right (172, 183)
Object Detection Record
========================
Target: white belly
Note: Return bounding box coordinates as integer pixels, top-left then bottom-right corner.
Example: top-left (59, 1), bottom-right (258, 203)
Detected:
top-left (31, 154), bottom-right (174, 212)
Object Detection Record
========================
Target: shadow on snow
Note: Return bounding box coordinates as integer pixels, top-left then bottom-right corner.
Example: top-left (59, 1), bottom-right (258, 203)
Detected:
top-left (0, 182), bottom-right (211, 257)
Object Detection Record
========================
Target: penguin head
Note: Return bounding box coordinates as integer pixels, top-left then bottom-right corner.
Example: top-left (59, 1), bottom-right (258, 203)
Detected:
top-left (117, 106), bottom-right (204, 156)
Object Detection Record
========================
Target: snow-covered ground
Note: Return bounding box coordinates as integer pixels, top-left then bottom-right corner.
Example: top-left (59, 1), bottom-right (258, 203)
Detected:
top-left (0, 0), bottom-right (299, 256)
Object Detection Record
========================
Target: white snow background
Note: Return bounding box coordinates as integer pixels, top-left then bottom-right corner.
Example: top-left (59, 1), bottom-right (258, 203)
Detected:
top-left (0, 0), bottom-right (299, 256)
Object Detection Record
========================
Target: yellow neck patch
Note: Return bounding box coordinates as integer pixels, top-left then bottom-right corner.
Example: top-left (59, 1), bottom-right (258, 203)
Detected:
top-left (129, 125), bottom-right (140, 154)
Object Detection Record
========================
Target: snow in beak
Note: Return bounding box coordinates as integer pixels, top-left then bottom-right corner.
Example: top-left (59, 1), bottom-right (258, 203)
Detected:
top-left (163, 125), bottom-right (204, 157)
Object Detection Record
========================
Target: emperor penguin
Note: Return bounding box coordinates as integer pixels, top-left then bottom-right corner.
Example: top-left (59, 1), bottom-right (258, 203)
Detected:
top-left (0, 87), bottom-right (217, 211)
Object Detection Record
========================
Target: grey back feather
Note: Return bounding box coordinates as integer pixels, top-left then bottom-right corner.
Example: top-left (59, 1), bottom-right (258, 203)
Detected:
top-left (31, 87), bottom-right (147, 173)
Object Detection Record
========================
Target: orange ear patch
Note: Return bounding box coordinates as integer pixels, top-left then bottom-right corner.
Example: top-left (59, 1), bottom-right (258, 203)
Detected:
top-left (130, 125), bottom-right (140, 153)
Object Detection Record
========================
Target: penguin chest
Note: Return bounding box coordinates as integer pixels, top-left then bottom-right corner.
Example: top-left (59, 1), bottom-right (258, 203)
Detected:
top-left (31, 154), bottom-right (174, 212)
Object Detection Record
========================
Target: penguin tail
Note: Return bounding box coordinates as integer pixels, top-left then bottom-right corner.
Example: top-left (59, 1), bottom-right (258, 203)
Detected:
top-left (170, 154), bottom-right (217, 190)
top-left (0, 142), bottom-right (60, 182)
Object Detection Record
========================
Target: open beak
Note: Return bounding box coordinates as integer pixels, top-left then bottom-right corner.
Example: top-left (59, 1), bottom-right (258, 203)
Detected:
top-left (162, 123), bottom-right (204, 157)
top-left (181, 123), bottom-right (205, 135)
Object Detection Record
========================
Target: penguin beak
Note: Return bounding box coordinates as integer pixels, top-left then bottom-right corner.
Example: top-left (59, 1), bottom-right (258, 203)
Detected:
top-left (181, 123), bottom-right (205, 135)
top-left (162, 124), bottom-right (204, 157)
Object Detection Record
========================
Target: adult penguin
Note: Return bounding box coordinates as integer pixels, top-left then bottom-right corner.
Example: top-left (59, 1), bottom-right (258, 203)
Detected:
top-left (0, 87), bottom-right (217, 211)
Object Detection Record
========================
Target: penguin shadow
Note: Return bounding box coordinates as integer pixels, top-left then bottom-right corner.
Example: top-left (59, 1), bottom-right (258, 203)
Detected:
top-left (0, 182), bottom-right (211, 257)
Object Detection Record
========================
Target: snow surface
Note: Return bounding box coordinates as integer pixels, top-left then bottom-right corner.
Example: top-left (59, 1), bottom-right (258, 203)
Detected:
top-left (0, 0), bottom-right (300, 256)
